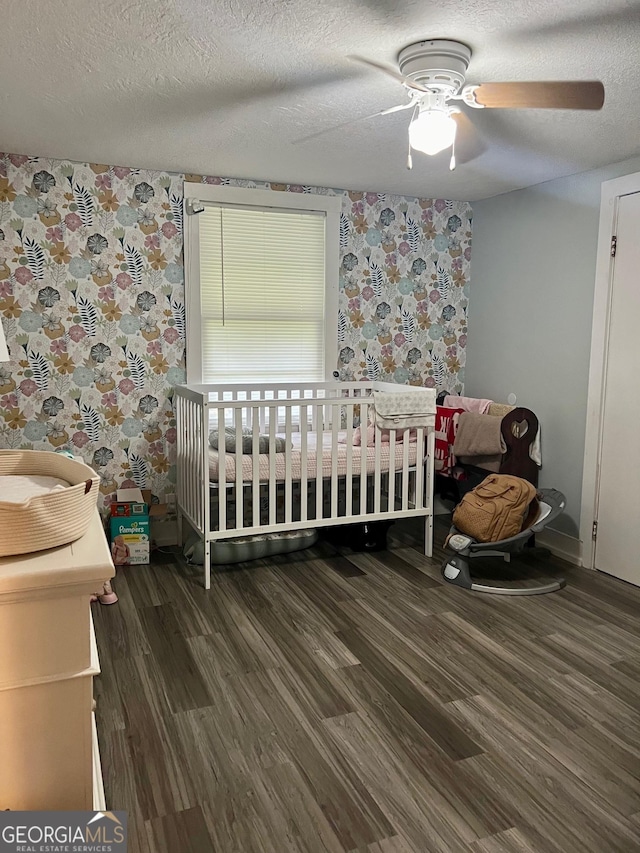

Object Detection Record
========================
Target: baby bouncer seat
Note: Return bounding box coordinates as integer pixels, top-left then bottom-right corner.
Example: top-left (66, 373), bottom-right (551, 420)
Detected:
top-left (442, 487), bottom-right (566, 594)
top-left (441, 407), bottom-right (567, 594)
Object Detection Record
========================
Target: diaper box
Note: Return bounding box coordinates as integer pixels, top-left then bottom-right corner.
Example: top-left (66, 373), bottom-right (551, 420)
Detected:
top-left (109, 488), bottom-right (150, 565)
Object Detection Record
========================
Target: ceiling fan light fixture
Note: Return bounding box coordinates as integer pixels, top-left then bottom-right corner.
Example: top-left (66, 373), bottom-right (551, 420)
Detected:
top-left (409, 109), bottom-right (457, 155)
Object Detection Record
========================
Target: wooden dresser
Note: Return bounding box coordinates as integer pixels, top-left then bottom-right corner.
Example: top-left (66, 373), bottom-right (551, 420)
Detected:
top-left (0, 510), bottom-right (114, 810)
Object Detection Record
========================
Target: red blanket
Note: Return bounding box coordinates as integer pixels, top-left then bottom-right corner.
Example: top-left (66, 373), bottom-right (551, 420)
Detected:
top-left (435, 406), bottom-right (464, 477)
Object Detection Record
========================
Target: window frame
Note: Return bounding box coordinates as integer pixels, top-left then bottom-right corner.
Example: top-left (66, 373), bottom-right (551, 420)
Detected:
top-left (183, 182), bottom-right (341, 385)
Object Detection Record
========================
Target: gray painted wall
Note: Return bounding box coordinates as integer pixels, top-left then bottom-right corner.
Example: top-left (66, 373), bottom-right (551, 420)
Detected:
top-left (466, 154), bottom-right (640, 537)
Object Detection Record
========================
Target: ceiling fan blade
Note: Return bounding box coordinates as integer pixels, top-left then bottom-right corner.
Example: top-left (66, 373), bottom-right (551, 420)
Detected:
top-left (293, 103), bottom-right (412, 143)
top-left (347, 55), bottom-right (430, 93)
top-left (452, 112), bottom-right (486, 164)
top-left (379, 102), bottom-right (415, 116)
top-left (472, 81), bottom-right (605, 110)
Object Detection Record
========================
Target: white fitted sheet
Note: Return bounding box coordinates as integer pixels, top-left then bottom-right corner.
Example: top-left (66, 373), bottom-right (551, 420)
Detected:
top-left (208, 431), bottom-right (421, 483)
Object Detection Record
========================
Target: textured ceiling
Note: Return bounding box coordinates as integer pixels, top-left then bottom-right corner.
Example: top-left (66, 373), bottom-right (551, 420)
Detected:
top-left (2, 0), bottom-right (640, 200)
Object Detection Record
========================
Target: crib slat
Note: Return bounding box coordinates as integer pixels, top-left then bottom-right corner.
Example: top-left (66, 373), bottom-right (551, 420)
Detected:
top-left (300, 404), bottom-right (308, 524)
top-left (425, 428), bottom-right (435, 511)
top-left (360, 401), bottom-right (368, 517)
top-left (331, 413), bottom-right (339, 518)
top-left (252, 405), bottom-right (260, 530)
top-left (285, 407), bottom-right (292, 524)
top-left (402, 431), bottom-right (410, 510)
top-left (268, 406), bottom-right (276, 526)
top-left (316, 402), bottom-right (323, 520)
top-left (179, 395), bottom-right (185, 516)
top-left (235, 409), bottom-right (243, 530)
top-left (415, 427), bottom-right (425, 509)
top-left (193, 395), bottom-right (199, 580)
top-left (425, 428), bottom-right (435, 556)
top-left (202, 398), bottom-right (211, 590)
top-left (345, 404), bottom-right (353, 517)
top-left (388, 428), bottom-right (396, 512)
top-left (185, 397), bottom-right (190, 522)
top-left (374, 421), bottom-right (382, 514)
top-left (176, 395), bottom-right (181, 506)
top-left (188, 398), bottom-right (195, 525)
top-left (182, 396), bottom-right (188, 518)
top-left (177, 397), bottom-right (182, 492)
top-left (203, 399), bottom-right (209, 526)
top-left (217, 408), bottom-right (227, 532)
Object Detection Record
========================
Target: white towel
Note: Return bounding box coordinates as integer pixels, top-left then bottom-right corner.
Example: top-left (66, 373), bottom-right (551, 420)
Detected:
top-left (530, 427), bottom-right (541, 466)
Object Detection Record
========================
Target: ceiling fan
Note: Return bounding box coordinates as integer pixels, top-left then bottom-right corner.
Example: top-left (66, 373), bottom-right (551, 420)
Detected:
top-left (325, 40), bottom-right (605, 171)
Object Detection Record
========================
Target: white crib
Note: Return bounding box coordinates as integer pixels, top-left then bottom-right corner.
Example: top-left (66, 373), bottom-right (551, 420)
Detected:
top-left (175, 381), bottom-right (436, 588)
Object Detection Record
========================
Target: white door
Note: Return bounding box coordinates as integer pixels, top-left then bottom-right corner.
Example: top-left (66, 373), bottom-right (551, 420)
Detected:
top-left (594, 191), bottom-right (640, 585)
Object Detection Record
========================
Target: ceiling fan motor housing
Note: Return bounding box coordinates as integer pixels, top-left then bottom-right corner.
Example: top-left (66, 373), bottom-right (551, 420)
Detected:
top-left (398, 40), bottom-right (471, 95)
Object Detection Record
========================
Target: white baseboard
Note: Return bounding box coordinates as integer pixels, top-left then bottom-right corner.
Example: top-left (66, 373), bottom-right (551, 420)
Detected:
top-left (535, 527), bottom-right (581, 566)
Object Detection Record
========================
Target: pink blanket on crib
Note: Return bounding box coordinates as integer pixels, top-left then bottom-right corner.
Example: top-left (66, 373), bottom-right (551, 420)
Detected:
top-left (339, 425), bottom-right (419, 446)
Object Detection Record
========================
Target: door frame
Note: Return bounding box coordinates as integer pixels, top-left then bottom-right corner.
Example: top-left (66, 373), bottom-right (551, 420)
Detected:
top-left (580, 171), bottom-right (640, 569)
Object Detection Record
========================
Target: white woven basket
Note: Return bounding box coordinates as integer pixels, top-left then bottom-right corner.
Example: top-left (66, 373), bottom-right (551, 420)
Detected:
top-left (0, 450), bottom-right (101, 557)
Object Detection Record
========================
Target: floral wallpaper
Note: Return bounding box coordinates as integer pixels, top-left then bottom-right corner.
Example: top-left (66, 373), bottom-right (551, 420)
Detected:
top-left (0, 151), bottom-right (471, 511)
top-left (331, 191), bottom-right (470, 387)
top-left (0, 153), bottom-right (185, 510)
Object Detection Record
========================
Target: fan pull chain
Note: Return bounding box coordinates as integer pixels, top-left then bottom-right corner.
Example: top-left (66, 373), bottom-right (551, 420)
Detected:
top-left (449, 137), bottom-right (456, 171)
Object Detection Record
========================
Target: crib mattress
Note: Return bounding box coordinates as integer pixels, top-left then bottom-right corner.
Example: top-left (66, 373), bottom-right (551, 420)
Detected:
top-left (208, 431), bottom-right (422, 483)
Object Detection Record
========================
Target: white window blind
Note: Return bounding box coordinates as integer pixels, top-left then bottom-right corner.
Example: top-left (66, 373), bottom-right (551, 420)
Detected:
top-left (198, 204), bottom-right (327, 383)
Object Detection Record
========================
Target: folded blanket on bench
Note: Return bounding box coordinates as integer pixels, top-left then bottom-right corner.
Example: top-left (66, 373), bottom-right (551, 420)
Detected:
top-left (453, 412), bottom-right (503, 457)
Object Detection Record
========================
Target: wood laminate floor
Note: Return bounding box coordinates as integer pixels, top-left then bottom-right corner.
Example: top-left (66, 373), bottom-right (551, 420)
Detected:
top-left (93, 518), bottom-right (640, 852)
